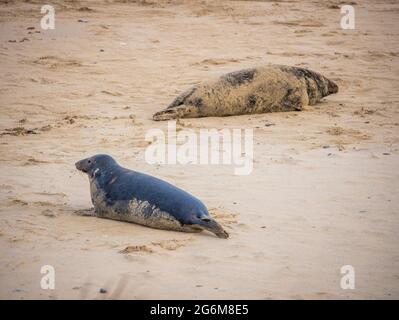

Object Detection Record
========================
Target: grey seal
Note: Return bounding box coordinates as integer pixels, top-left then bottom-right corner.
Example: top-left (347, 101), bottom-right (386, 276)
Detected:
top-left (75, 154), bottom-right (229, 238)
top-left (153, 64), bottom-right (338, 120)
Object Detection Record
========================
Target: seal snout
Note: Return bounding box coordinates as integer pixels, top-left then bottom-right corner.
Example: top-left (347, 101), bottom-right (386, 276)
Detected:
top-left (75, 159), bottom-right (88, 173)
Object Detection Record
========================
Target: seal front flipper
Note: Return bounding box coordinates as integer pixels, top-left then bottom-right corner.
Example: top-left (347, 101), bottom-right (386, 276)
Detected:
top-left (153, 104), bottom-right (199, 121)
top-left (153, 86), bottom-right (199, 121)
top-left (167, 86), bottom-right (198, 109)
top-left (197, 217), bottom-right (229, 239)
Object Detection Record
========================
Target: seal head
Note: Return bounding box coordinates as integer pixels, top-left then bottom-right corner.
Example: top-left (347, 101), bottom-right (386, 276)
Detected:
top-left (75, 154), bottom-right (117, 178)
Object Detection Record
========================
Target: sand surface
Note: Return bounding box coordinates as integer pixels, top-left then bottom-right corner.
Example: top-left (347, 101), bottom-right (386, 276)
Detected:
top-left (0, 0), bottom-right (398, 299)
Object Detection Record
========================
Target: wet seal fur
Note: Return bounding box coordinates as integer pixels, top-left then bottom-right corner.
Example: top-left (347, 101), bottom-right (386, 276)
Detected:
top-left (153, 64), bottom-right (338, 120)
top-left (75, 154), bottom-right (229, 238)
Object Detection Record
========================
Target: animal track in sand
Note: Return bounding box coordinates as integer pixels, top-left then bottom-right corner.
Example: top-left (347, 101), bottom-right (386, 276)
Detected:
top-left (322, 126), bottom-right (371, 150)
top-left (0, 124), bottom-right (52, 137)
top-left (119, 245), bottom-right (154, 254)
top-left (151, 239), bottom-right (193, 250)
top-left (7, 193), bottom-right (66, 210)
top-left (0, 127), bottom-right (39, 136)
top-left (74, 208), bottom-right (96, 217)
top-left (353, 107), bottom-right (387, 118)
top-left (326, 126), bottom-right (370, 140)
top-left (8, 198), bottom-right (28, 206)
top-left (31, 56), bottom-right (82, 69)
top-left (191, 58), bottom-right (242, 67)
top-left (129, 139), bottom-right (152, 148)
top-left (31, 201), bottom-right (60, 208)
top-left (209, 207), bottom-right (238, 226)
top-left (33, 192), bottom-right (67, 202)
top-left (119, 238), bottom-right (194, 255)
top-left (273, 18), bottom-right (324, 28)
top-left (22, 157), bottom-right (49, 166)
top-left (101, 90), bottom-right (123, 97)
top-left (1, 115), bottom-right (100, 138)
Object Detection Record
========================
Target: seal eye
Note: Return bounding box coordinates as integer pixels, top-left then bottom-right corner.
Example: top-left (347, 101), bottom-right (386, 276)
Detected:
top-left (88, 160), bottom-right (91, 164)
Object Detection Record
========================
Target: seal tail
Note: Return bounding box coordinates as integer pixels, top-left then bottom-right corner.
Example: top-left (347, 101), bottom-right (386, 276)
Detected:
top-left (198, 218), bottom-right (229, 239)
top-left (326, 78), bottom-right (339, 95)
top-left (285, 66), bottom-right (339, 104)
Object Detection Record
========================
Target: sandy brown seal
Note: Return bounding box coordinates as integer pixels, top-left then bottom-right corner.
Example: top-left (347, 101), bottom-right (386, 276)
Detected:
top-left (75, 154), bottom-right (229, 239)
top-left (153, 64), bottom-right (338, 120)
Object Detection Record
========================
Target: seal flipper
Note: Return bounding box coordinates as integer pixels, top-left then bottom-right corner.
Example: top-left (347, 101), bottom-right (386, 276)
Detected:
top-left (197, 217), bottom-right (229, 239)
top-left (283, 66), bottom-right (339, 105)
top-left (153, 105), bottom-right (199, 121)
top-left (152, 86), bottom-right (199, 120)
top-left (167, 86), bottom-right (197, 109)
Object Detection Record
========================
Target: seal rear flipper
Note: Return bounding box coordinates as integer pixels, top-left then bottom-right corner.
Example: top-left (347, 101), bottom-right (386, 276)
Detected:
top-left (283, 65), bottom-right (339, 104)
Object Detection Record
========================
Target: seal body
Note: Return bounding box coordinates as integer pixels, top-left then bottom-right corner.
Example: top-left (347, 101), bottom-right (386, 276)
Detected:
top-left (75, 154), bottom-right (228, 238)
top-left (153, 64), bottom-right (338, 120)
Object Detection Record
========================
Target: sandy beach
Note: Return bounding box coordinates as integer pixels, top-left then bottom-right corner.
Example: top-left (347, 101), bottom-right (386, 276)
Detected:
top-left (0, 0), bottom-right (398, 299)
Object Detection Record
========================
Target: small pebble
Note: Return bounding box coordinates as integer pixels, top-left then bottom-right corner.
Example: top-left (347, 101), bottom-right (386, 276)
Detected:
top-left (99, 288), bottom-right (107, 294)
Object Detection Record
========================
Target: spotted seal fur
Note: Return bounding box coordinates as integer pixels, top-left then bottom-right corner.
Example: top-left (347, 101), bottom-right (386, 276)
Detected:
top-left (153, 64), bottom-right (338, 120)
